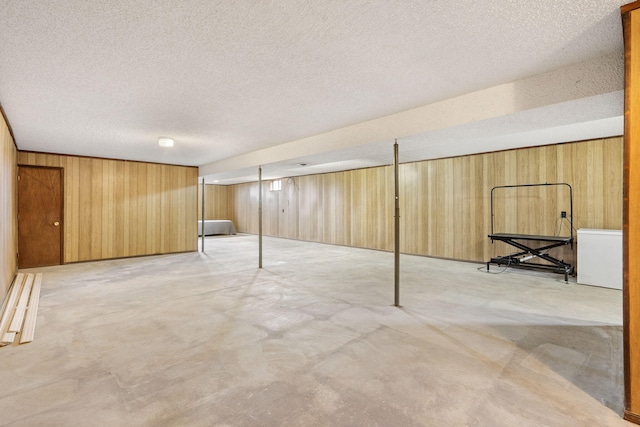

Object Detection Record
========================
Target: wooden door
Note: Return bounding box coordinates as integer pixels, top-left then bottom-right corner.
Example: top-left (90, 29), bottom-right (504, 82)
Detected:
top-left (17, 166), bottom-right (63, 268)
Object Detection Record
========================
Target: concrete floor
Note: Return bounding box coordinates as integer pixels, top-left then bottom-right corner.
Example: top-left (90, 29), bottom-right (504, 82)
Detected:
top-left (0, 234), bottom-right (631, 426)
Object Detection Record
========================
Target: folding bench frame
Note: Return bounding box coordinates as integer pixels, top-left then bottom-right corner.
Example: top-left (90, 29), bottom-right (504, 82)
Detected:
top-left (486, 183), bottom-right (575, 282)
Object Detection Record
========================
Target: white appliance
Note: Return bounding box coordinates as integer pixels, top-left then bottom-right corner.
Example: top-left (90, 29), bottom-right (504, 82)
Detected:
top-left (577, 229), bottom-right (622, 290)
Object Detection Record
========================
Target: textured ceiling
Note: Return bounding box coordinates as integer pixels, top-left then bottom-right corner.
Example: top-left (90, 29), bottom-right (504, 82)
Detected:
top-left (0, 0), bottom-right (628, 183)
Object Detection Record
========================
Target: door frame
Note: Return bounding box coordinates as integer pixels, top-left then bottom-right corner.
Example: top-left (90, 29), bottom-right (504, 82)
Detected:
top-left (17, 164), bottom-right (65, 267)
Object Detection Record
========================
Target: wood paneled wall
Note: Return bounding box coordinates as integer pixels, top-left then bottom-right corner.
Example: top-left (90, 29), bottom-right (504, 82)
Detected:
top-left (623, 2), bottom-right (640, 423)
top-left (197, 184), bottom-right (230, 220)
top-left (230, 137), bottom-right (623, 263)
top-left (17, 152), bottom-right (198, 263)
top-left (400, 138), bottom-right (622, 263)
top-left (0, 113), bottom-right (17, 298)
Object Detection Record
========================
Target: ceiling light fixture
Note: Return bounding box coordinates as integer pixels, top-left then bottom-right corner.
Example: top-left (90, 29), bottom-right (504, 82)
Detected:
top-left (158, 137), bottom-right (174, 148)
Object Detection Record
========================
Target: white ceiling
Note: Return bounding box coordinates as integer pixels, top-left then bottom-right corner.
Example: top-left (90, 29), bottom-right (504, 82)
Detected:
top-left (0, 0), bottom-right (628, 184)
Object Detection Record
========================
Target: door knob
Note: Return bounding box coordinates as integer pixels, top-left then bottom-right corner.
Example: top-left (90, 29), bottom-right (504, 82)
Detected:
top-left (53, 221), bottom-right (60, 226)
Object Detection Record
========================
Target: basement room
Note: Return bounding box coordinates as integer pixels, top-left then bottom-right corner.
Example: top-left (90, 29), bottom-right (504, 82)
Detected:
top-left (1, 1), bottom-right (640, 426)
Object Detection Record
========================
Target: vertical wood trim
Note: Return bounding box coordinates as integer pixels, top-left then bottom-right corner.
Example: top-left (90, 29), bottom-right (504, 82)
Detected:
top-left (58, 167), bottom-right (65, 265)
top-left (0, 110), bottom-right (17, 299)
top-left (623, 5), bottom-right (640, 421)
top-left (0, 104), bottom-right (17, 149)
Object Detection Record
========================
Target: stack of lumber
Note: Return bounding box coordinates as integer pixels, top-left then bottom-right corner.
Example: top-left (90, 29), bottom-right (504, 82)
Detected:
top-left (0, 273), bottom-right (42, 347)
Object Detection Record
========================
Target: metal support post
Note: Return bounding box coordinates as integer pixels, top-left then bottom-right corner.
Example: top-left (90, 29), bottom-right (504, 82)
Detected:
top-left (259, 166), bottom-right (263, 269)
top-left (394, 140), bottom-right (400, 307)
top-left (201, 177), bottom-right (205, 253)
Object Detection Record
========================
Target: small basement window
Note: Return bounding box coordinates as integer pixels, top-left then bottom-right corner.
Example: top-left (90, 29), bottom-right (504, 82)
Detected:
top-left (270, 180), bottom-right (282, 191)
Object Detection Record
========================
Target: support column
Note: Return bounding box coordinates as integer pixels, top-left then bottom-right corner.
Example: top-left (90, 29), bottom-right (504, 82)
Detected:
top-left (259, 166), bottom-right (263, 269)
top-left (200, 177), bottom-right (205, 253)
top-left (394, 140), bottom-right (400, 307)
top-left (622, 2), bottom-right (640, 423)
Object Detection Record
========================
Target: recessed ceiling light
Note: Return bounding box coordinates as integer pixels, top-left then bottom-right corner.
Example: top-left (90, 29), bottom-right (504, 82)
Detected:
top-left (213, 180), bottom-right (219, 183)
top-left (158, 137), bottom-right (174, 147)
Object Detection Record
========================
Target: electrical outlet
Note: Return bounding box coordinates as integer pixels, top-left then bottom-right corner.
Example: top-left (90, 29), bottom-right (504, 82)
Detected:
top-left (561, 211), bottom-right (566, 218)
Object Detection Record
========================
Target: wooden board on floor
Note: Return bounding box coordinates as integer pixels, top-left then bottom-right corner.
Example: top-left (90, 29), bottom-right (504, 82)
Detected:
top-left (0, 273), bottom-right (21, 327)
top-left (8, 273), bottom-right (34, 333)
top-left (0, 273), bottom-right (25, 345)
top-left (1, 332), bottom-right (16, 345)
top-left (20, 273), bottom-right (42, 344)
